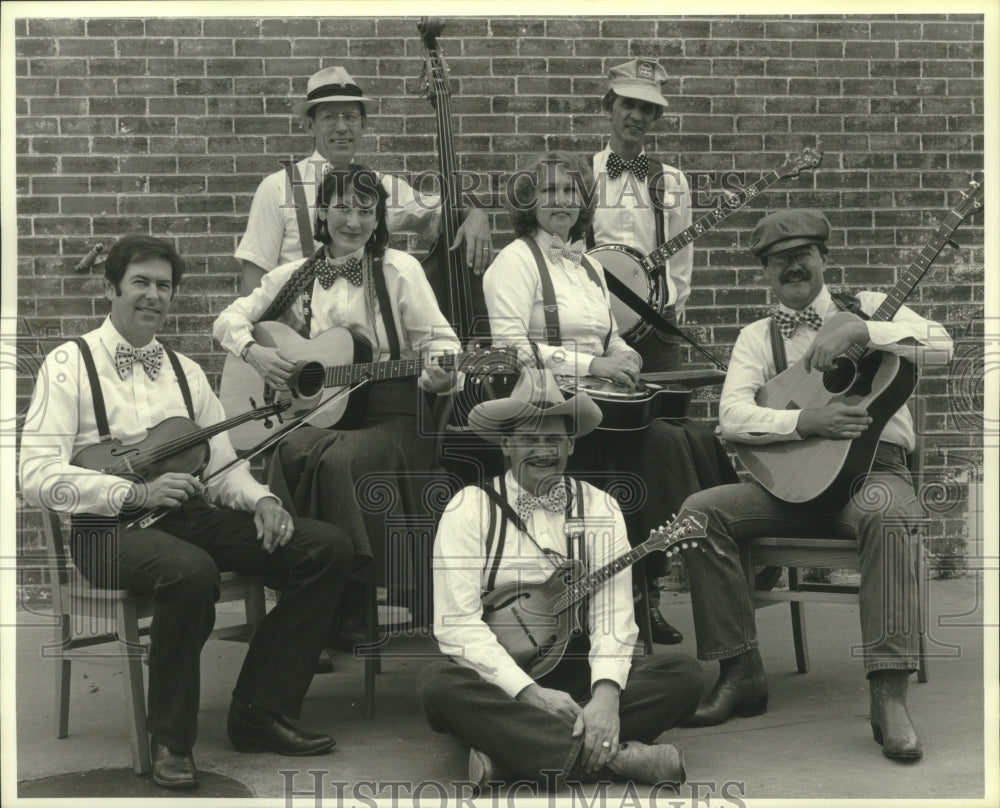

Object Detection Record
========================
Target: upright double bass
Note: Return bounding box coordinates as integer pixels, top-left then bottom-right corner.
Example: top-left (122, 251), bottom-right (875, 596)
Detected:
top-left (418, 17), bottom-right (490, 345)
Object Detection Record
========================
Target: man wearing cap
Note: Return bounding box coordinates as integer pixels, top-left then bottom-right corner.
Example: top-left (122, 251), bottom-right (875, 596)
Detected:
top-left (235, 66), bottom-right (491, 294)
top-left (589, 59), bottom-right (693, 374)
top-left (676, 209), bottom-right (952, 760)
top-left (417, 369), bottom-right (702, 791)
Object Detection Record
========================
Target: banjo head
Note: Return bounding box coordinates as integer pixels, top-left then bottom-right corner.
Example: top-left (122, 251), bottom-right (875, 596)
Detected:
top-left (586, 243), bottom-right (665, 341)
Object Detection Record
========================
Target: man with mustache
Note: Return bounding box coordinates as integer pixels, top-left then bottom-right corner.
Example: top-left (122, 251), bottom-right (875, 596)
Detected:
top-left (675, 210), bottom-right (953, 760)
top-left (235, 66), bottom-right (490, 295)
top-left (417, 369), bottom-right (702, 791)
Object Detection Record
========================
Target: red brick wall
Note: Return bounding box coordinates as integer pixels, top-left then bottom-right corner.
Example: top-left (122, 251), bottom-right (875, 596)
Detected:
top-left (12, 14), bottom-right (986, 571)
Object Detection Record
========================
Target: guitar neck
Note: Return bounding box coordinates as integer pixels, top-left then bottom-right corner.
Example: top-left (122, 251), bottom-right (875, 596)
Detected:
top-left (322, 352), bottom-right (463, 389)
top-left (645, 170), bottom-right (780, 269)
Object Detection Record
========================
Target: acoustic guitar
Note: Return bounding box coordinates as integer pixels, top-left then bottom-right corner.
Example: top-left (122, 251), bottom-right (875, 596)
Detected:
top-left (482, 507), bottom-right (707, 680)
top-left (729, 180), bottom-right (983, 509)
top-left (218, 321), bottom-right (518, 450)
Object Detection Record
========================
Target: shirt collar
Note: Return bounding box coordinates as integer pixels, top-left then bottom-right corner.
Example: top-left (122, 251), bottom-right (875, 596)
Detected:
top-left (776, 285), bottom-right (832, 318)
top-left (97, 317), bottom-right (160, 354)
top-left (323, 245), bottom-right (366, 264)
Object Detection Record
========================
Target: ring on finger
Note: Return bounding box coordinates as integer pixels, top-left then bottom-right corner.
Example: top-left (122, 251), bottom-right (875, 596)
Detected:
top-left (601, 741), bottom-right (612, 749)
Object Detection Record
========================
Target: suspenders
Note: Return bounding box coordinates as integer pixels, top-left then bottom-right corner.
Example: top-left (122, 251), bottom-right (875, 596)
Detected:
top-left (520, 236), bottom-right (611, 355)
top-left (284, 161), bottom-right (315, 259)
top-left (768, 292), bottom-right (868, 374)
top-left (73, 338), bottom-right (195, 443)
top-left (478, 476), bottom-right (586, 595)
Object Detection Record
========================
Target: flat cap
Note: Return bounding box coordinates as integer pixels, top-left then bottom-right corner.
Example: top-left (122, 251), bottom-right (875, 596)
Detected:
top-left (750, 209), bottom-right (831, 258)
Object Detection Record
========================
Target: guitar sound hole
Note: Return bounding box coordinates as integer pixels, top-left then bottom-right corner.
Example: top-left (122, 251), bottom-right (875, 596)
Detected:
top-left (295, 361), bottom-right (325, 398)
top-left (822, 357), bottom-right (857, 395)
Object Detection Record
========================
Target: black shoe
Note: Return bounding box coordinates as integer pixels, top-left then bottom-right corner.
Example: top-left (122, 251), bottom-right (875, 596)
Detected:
top-left (227, 698), bottom-right (336, 756)
top-left (683, 649), bottom-right (768, 727)
top-left (649, 606), bottom-right (684, 645)
top-left (151, 741), bottom-right (198, 789)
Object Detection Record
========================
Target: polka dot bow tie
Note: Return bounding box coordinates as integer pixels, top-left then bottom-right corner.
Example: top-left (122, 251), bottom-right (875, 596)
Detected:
top-left (315, 257), bottom-right (364, 289)
top-left (606, 152), bottom-right (649, 181)
top-left (115, 342), bottom-right (164, 381)
top-left (515, 483), bottom-right (569, 527)
top-left (771, 306), bottom-right (824, 340)
top-left (546, 234), bottom-right (585, 267)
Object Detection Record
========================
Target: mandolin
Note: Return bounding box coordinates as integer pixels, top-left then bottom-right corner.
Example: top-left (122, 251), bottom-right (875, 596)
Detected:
top-left (728, 180), bottom-right (983, 509)
top-left (417, 17), bottom-right (489, 344)
top-left (482, 507), bottom-right (707, 680)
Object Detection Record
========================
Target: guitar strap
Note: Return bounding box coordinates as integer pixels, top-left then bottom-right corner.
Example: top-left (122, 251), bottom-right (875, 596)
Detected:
top-left (73, 339), bottom-right (195, 442)
top-left (284, 161), bottom-right (316, 259)
top-left (369, 254), bottom-right (401, 360)
top-left (520, 236), bottom-right (611, 354)
top-left (479, 476), bottom-right (586, 594)
top-left (769, 292), bottom-right (869, 374)
top-left (257, 247), bottom-right (327, 334)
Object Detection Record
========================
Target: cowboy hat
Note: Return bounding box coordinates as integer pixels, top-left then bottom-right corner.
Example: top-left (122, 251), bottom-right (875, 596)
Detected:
top-left (467, 368), bottom-right (602, 444)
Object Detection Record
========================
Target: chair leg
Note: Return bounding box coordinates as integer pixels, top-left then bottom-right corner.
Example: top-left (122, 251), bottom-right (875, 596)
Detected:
top-left (790, 601), bottom-right (810, 673)
top-left (117, 599), bottom-right (152, 775)
top-left (633, 572), bottom-right (654, 655)
top-left (363, 581), bottom-right (379, 719)
top-left (54, 615), bottom-right (71, 739)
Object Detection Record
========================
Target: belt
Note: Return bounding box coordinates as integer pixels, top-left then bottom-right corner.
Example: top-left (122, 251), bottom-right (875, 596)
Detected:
top-left (875, 440), bottom-right (909, 468)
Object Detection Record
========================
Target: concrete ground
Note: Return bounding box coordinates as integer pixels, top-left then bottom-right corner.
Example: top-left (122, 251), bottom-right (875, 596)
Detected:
top-left (7, 574), bottom-right (995, 804)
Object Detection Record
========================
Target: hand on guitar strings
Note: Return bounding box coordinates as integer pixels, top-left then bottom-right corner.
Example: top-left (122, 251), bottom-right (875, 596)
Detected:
top-left (796, 402), bottom-right (872, 440)
top-left (125, 472), bottom-right (204, 513)
top-left (451, 208), bottom-right (493, 274)
top-left (244, 343), bottom-right (295, 391)
top-left (589, 353), bottom-right (641, 388)
top-left (254, 495), bottom-right (295, 553)
top-left (802, 315), bottom-right (869, 372)
top-left (418, 353), bottom-right (459, 394)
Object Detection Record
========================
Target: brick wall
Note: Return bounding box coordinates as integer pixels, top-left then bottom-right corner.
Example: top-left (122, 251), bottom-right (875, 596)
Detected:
top-left (12, 14), bottom-right (986, 580)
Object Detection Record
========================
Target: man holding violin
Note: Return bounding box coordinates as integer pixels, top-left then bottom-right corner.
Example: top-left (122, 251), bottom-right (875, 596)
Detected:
top-left (19, 235), bottom-right (353, 790)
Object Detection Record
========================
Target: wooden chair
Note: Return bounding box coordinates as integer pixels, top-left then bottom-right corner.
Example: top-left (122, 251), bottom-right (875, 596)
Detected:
top-left (42, 508), bottom-right (268, 774)
top-left (737, 393), bottom-right (930, 683)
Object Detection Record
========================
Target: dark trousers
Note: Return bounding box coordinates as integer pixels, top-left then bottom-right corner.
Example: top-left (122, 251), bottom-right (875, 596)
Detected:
top-left (70, 499), bottom-right (352, 754)
top-left (629, 304), bottom-right (681, 373)
top-left (417, 653), bottom-right (702, 787)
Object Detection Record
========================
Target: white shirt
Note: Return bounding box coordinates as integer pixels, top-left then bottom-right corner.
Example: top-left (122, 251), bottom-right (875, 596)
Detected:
top-left (483, 233), bottom-right (640, 380)
top-left (719, 286), bottom-right (954, 450)
top-left (591, 146), bottom-right (694, 318)
top-left (234, 151), bottom-right (443, 272)
top-left (214, 247), bottom-right (461, 363)
top-left (432, 472), bottom-right (639, 699)
top-left (19, 318), bottom-right (274, 517)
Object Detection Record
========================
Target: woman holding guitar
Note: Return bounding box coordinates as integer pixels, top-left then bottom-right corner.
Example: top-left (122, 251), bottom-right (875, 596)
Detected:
top-left (214, 164), bottom-right (461, 653)
top-left (483, 151), bottom-right (739, 645)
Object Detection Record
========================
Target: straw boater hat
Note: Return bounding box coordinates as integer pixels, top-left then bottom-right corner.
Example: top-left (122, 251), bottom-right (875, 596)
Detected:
top-left (467, 368), bottom-right (602, 444)
top-left (607, 59), bottom-right (669, 108)
top-left (292, 66), bottom-right (375, 117)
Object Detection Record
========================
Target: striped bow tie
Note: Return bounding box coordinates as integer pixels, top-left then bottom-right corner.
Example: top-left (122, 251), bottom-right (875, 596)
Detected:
top-left (315, 257), bottom-right (364, 289)
top-left (606, 152), bottom-right (649, 181)
top-left (115, 342), bottom-right (164, 381)
top-left (516, 483), bottom-right (569, 527)
top-left (546, 235), bottom-right (585, 267)
top-left (772, 306), bottom-right (824, 340)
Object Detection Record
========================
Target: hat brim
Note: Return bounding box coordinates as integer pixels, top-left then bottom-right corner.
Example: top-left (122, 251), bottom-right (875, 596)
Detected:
top-left (610, 81), bottom-right (669, 108)
top-left (756, 236), bottom-right (825, 259)
top-left (292, 96), bottom-right (375, 117)
top-left (467, 393), bottom-right (603, 444)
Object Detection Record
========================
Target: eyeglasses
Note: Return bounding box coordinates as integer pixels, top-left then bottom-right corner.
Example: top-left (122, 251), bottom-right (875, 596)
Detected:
top-left (767, 245), bottom-right (819, 271)
top-left (315, 110), bottom-right (363, 126)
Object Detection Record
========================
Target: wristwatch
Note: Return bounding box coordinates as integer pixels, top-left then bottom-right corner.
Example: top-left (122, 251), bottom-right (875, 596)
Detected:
top-left (240, 341), bottom-right (257, 362)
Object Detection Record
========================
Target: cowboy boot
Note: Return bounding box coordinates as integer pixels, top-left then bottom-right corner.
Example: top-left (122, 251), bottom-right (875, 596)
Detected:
top-left (869, 670), bottom-right (923, 760)
top-left (683, 648), bottom-right (768, 726)
top-left (606, 742), bottom-right (686, 786)
top-left (647, 585), bottom-right (683, 645)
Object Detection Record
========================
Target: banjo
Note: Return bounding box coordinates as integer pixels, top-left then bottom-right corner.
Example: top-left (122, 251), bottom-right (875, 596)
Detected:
top-left (589, 148), bottom-right (823, 342)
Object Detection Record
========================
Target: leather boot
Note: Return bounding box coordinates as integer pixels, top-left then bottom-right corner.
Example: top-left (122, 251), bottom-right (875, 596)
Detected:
top-left (647, 585), bottom-right (683, 645)
top-left (683, 648), bottom-right (768, 726)
top-left (606, 742), bottom-right (686, 786)
top-left (869, 670), bottom-right (923, 760)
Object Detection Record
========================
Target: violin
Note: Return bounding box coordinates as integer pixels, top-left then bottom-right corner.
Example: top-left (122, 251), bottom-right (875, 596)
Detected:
top-left (417, 17), bottom-right (490, 344)
top-left (70, 403), bottom-right (287, 482)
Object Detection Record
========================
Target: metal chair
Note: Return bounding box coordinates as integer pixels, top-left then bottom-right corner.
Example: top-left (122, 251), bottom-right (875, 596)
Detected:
top-left (42, 507), bottom-right (268, 774)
